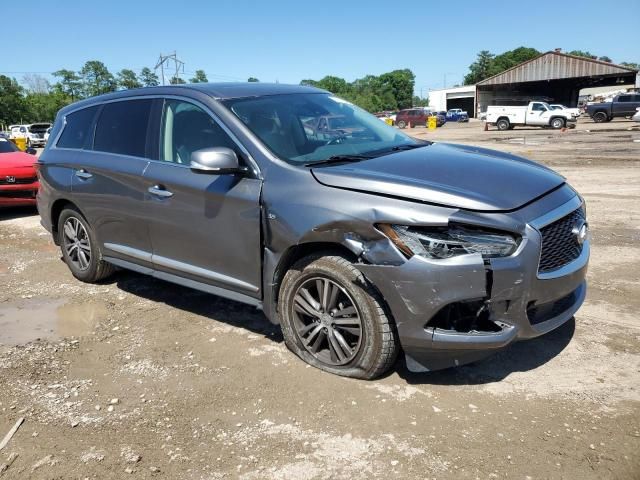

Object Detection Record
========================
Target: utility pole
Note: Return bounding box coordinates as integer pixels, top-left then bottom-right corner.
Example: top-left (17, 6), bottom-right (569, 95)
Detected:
top-left (155, 51), bottom-right (185, 85)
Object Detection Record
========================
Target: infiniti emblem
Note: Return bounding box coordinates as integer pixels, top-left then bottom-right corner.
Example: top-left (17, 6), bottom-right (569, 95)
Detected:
top-left (5, 176), bottom-right (16, 183)
top-left (572, 219), bottom-right (588, 246)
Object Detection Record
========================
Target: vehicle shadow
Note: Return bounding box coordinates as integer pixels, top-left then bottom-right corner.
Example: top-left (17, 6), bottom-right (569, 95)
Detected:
top-left (111, 270), bottom-right (282, 343)
top-left (396, 317), bottom-right (575, 385)
top-left (0, 206), bottom-right (38, 221)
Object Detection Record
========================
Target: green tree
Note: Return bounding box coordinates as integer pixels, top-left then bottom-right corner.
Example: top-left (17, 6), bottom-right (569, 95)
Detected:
top-left (247, 77), bottom-right (260, 82)
top-left (170, 76), bottom-right (186, 85)
top-left (139, 67), bottom-right (160, 87)
top-left (117, 69), bottom-right (142, 90)
top-left (464, 50), bottom-right (495, 84)
top-left (412, 95), bottom-right (429, 107)
top-left (0, 75), bottom-right (29, 126)
top-left (25, 91), bottom-right (71, 122)
top-left (190, 70), bottom-right (208, 83)
top-left (598, 56), bottom-right (612, 63)
top-left (489, 47), bottom-right (540, 77)
top-left (567, 50), bottom-right (597, 59)
top-left (80, 61), bottom-right (116, 97)
top-left (52, 69), bottom-right (82, 100)
top-left (620, 61), bottom-right (640, 70)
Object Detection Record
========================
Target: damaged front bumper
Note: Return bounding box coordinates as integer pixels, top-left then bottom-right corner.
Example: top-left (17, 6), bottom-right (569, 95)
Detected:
top-left (356, 201), bottom-right (589, 372)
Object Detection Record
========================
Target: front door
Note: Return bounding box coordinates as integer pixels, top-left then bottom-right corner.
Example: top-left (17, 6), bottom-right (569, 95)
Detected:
top-left (143, 98), bottom-right (262, 298)
top-left (527, 102), bottom-right (548, 125)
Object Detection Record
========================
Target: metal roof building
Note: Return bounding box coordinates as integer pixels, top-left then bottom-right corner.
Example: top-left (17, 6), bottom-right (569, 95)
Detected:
top-left (476, 50), bottom-right (639, 114)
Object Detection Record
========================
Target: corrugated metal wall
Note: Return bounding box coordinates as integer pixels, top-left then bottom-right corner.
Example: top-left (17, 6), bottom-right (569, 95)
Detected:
top-left (478, 52), bottom-right (636, 86)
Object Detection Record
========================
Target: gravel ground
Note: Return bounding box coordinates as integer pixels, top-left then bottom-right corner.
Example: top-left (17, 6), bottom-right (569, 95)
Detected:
top-left (0, 118), bottom-right (639, 479)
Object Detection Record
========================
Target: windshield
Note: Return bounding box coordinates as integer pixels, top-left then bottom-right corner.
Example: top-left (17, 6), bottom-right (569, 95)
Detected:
top-left (223, 93), bottom-right (422, 164)
top-left (0, 138), bottom-right (20, 154)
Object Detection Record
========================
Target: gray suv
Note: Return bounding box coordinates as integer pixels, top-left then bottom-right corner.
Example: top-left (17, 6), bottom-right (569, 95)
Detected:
top-left (38, 84), bottom-right (589, 379)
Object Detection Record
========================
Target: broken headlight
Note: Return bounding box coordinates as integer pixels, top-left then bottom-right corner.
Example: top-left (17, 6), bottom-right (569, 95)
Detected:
top-left (378, 224), bottom-right (519, 259)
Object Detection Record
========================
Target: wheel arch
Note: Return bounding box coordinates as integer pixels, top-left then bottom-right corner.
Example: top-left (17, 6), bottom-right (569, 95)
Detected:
top-left (50, 198), bottom-right (85, 244)
top-left (270, 242), bottom-right (359, 322)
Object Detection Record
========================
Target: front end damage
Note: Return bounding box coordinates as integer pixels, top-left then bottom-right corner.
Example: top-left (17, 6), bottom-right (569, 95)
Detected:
top-left (354, 202), bottom-right (589, 372)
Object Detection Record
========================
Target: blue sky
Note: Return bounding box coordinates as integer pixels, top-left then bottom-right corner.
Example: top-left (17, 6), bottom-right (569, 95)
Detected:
top-left (1, 0), bottom-right (638, 95)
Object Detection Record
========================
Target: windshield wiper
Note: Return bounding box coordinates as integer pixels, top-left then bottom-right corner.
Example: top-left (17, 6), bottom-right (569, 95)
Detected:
top-left (390, 142), bottom-right (432, 152)
top-left (305, 154), bottom-right (372, 167)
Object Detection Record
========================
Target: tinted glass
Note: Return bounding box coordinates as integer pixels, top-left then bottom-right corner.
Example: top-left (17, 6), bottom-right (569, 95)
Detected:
top-left (0, 138), bottom-right (20, 154)
top-left (618, 96), bottom-right (631, 103)
top-left (94, 100), bottom-right (153, 157)
top-left (57, 106), bottom-right (99, 149)
top-left (224, 93), bottom-right (420, 164)
top-left (160, 100), bottom-right (236, 165)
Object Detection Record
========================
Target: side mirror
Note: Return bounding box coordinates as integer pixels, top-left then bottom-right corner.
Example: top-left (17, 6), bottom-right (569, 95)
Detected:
top-left (190, 147), bottom-right (241, 173)
top-left (25, 147), bottom-right (37, 155)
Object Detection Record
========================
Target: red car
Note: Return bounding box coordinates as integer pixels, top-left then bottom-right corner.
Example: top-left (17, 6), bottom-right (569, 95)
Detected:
top-left (0, 138), bottom-right (39, 207)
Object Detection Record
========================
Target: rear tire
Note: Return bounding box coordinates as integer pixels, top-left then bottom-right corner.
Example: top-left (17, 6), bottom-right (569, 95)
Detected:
top-left (592, 111), bottom-right (608, 123)
top-left (278, 254), bottom-right (398, 379)
top-left (496, 118), bottom-right (510, 131)
top-left (58, 207), bottom-right (115, 283)
top-left (551, 117), bottom-right (565, 129)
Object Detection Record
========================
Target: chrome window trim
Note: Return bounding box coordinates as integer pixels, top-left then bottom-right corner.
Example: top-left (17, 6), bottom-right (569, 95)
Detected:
top-left (52, 94), bottom-right (261, 178)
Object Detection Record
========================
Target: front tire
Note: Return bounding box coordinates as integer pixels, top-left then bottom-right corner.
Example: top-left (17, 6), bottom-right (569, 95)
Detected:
top-left (279, 255), bottom-right (398, 379)
top-left (397, 120), bottom-right (406, 129)
top-left (58, 207), bottom-right (115, 283)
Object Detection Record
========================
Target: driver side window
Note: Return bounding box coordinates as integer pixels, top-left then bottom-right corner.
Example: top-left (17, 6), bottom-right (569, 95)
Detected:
top-left (532, 103), bottom-right (545, 112)
top-left (160, 100), bottom-right (236, 165)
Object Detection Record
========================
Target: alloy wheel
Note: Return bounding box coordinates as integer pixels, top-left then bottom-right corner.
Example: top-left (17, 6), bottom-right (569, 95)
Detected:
top-left (291, 276), bottom-right (363, 366)
top-left (62, 217), bottom-right (91, 271)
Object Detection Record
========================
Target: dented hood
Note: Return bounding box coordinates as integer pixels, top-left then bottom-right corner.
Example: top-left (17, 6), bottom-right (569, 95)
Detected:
top-left (311, 143), bottom-right (565, 212)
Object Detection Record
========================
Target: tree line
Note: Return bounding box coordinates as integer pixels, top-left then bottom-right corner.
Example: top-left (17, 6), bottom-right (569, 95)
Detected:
top-left (301, 69), bottom-right (418, 112)
top-left (0, 60), bottom-right (261, 127)
top-left (464, 47), bottom-right (640, 85)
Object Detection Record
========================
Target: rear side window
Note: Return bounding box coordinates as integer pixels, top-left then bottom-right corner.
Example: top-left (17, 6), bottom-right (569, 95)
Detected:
top-left (94, 100), bottom-right (153, 157)
top-left (57, 107), bottom-right (98, 149)
top-left (617, 96), bottom-right (631, 103)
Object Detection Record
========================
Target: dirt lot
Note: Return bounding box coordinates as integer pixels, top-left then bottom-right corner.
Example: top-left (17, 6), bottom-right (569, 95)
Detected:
top-left (1, 118), bottom-right (639, 479)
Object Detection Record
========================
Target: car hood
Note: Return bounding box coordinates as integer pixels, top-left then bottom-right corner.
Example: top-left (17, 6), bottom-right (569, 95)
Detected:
top-left (310, 143), bottom-right (565, 211)
top-left (0, 152), bottom-right (37, 170)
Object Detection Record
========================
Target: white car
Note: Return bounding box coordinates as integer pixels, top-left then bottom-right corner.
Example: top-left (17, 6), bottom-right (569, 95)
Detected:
top-left (9, 123), bottom-right (51, 147)
top-left (633, 107), bottom-right (640, 123)
top-left (44, 127), bottom-right (52, 144)
top-left (549, 104), bottom-right (581, 118)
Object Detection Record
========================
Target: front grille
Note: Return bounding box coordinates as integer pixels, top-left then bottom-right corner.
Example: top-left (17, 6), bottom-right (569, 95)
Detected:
top-left (0, 176), bottom-right (37, 185)
top-left (0, 190), bottom-right (37, 198)
top-left (527, 290), bottom-right (577, 325)
top-left (538, 208), bottom-right (585, 273)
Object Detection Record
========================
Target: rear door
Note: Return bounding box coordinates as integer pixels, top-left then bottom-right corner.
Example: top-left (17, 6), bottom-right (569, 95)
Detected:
top-left (142, 98), bottom-right (262, 298)
top-left (70, 99), bottom-right (156, 269)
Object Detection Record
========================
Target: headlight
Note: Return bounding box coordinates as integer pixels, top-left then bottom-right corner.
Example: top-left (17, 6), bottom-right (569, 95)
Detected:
top-left (378, 224), bottom-right (519, 259)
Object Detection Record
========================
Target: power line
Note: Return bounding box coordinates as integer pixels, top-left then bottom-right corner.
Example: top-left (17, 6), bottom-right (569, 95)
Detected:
top-left (154, 52), bottom-right (185, 86)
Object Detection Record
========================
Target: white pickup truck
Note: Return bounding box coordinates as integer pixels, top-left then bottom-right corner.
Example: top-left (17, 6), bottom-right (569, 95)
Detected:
top-left (486, 101), bottom-right (576, 130)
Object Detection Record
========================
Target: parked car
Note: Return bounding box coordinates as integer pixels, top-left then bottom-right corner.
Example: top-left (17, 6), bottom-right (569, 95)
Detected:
top-left (446, 108), bottom-right (469, 122)
top-left (374, 112), bottom-right (395, 126)
top-left (585, 93), bottom-right (640, 122)
top-left (9, 123), bottom-right (52, 147)
top-left (486, 101), bottom-right (576, 130)
top-left (549, 104), bottom-right (581, 118)
top-left (0, 137), bottom-right (39, 207)
top-left (44, 127), bottom-right (52, 144)
top-left (38, 83), bottom-right (589, 379)
top-left (633, 107), bottom-right (640, 123)
top-left (395, 108), bottom-right (428, 128)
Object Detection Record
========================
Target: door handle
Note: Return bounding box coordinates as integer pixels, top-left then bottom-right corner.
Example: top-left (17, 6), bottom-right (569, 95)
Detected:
top-left (75, 169), bottom-right (93, 180)
top-left (148, 185), bottom-right (173, 198)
